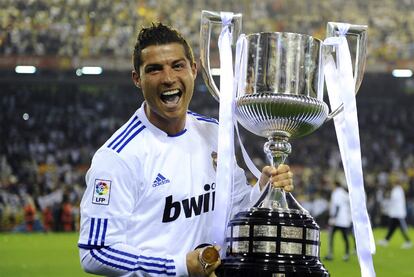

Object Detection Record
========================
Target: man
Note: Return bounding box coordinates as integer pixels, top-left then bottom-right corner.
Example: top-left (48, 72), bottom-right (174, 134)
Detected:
top-left (324, 180), bottom-right (353, 261)
top-left (378, 174), bottom-right (412, 249)
top-left (78, 23), bottom-right (293, 277)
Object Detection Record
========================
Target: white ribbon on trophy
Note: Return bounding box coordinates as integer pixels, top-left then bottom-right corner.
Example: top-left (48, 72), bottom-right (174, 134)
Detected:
top-left (214, 12), bottom-right (264, 249)
top-left (233, 34), bottom-right (262, 181)
top-left (212, 12), bottom-right (236, 249)
top-left (323, 24), bottom-right (376, 277)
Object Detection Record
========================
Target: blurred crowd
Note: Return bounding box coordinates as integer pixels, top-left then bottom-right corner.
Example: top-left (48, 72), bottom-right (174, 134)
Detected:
top-left (0, 82), bottom-right (140, 232)
top-left (1, 75), bottom-right (414, 232)
top-left (1, 0), bottom-right (414, 68)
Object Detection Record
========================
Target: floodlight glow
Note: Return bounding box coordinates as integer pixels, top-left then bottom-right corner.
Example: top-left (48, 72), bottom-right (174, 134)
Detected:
top-left (392, 69), bottom-right (413, 78)
top-left (80, 66), bottom-right (103, 75)
top-left (15, 65), bottom-right (37, 74)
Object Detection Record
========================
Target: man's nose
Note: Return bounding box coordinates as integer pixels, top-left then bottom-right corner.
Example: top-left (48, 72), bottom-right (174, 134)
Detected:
top-left (161, 67), bottom-right (176, 85)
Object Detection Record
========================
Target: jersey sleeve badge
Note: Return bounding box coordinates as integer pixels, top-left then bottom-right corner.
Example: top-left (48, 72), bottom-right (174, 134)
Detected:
top-left (92, 179), bottom-right (111, 205)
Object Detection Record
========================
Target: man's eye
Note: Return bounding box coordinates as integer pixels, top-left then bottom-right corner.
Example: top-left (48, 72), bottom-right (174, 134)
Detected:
top-left (173, 63), bottom-right (185, 69)
top-left (146, 67), bottom-right (161, 73)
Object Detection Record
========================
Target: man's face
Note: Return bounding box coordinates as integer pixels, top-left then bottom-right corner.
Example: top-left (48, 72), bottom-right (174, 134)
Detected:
top-left (132, 43), bottom-right (197, 131)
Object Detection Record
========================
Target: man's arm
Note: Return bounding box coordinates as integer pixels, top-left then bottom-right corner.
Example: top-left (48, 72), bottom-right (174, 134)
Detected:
top-left (78, 149), bottom-right (188, 276)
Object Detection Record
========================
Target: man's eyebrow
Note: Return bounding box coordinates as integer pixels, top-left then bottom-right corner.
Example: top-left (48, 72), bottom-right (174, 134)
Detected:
top-left (144, 63), bottom-right (163, 70)
top-left (172, 58), bottom-right (187, 63)
top-left (144, 58), bottom-right (188, 70)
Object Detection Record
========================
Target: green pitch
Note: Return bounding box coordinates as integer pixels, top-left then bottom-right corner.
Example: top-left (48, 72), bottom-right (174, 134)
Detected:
top-left (0, 228), bottom-right (413, 276)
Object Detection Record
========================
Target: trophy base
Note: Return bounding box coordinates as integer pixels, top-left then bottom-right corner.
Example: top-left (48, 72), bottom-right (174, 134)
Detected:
top-left (217, 207), bottom-right (329, 277)
top-left (216, 255), bottom-right (329, 277)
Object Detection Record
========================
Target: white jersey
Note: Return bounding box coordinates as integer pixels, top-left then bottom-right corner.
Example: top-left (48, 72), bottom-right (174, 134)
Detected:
top-left (78, 102), bottom-right (259, 276)
top-left (329, 187), bottom-right (352, 228)
top-left (388, 185), bottom-right (407, 219)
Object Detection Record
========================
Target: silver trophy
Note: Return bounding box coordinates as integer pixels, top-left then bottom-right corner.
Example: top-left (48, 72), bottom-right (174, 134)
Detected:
top-left (200, 10), bottom-right (367, 277)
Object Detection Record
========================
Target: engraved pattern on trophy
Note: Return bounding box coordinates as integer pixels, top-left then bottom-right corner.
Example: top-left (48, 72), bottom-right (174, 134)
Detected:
top-left (200, 10), bottom-right (367, 277)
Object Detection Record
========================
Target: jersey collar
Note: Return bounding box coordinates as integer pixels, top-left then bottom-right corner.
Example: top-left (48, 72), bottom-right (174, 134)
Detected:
top-left (138, 102), bottom-right (189, 138)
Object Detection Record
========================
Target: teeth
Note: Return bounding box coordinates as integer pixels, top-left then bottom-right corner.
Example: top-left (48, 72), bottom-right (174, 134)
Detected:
top-left (162, 89), bottom-right (180, 96)
top-left (160, 89), bottom-right (181, 105)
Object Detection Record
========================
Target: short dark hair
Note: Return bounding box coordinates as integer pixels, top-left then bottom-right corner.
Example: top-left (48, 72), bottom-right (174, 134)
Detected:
top-left (133, 22), bottom-right (195, 72)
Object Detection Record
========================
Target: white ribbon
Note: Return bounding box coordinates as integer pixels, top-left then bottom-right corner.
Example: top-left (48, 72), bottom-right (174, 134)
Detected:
top-left (233, 34), bottom-right (262, 180)
top-left (212, 12), bottom-right (235, 249)
top-left (323, 23), bottom-right (376, 277)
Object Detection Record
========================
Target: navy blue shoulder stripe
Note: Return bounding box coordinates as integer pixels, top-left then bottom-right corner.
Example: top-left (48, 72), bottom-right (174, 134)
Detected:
top-left (107, 116), bottom-right (146, 153)
top-left (107, 116), bottom-right (139, 148)
top-left (187, 111), bottom-right (218, 124)
top-left (195, 117), bottom-right (219, 124)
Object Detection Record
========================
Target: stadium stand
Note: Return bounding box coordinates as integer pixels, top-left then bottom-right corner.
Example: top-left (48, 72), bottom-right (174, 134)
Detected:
top-left (1, 0), bottom-right (413, 70)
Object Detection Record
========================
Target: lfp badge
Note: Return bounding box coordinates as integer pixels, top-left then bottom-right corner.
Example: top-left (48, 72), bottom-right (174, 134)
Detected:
top-left (92, 179), bottom-right (111, 205)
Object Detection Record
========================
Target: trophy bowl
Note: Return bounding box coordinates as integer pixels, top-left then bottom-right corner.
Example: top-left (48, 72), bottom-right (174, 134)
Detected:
top-left (200, 10), bottom-right (367, 277)
top-left (236, 93), bottom-right (328, 139)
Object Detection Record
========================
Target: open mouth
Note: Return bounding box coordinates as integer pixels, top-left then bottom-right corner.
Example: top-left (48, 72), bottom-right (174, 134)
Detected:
top-left (160, 89), bottom-right (182, 105)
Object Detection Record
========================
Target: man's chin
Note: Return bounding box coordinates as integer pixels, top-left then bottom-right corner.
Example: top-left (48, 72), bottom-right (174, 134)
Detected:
top-left (164, 110), bottom-right (186, 121)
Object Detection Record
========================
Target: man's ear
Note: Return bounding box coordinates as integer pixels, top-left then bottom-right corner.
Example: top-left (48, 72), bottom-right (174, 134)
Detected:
top-left (192, 62), bottom-right (197, 80)
top-left (131, 70), bottom-right (141, 88)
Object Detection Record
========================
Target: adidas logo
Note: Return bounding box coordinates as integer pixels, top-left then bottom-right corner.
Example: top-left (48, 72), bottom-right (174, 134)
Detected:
top-left (152, 173), bottom-right (171, 187)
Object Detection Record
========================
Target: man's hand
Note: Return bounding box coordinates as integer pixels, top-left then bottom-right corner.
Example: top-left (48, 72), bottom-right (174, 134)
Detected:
top-left (186, 245), bottom-right (221, 277)
top-left (258, 164), bottom-right (294, 192)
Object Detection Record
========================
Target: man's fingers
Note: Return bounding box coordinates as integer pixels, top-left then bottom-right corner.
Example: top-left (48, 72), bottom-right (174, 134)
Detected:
top-left (203, 257), bottom-right (221, 276)
top-left (260, 164), bottom-right (294, 192)
top-left (271, 171), bottom-right (293, 182)
top-left (276, 164), bottom-right (290, 174)
top-left (263, 164), bottom-right (290, 176)
top-left (203, 245), bottom-right (221, 276)
top-left (210, 258), bottom-right (221, 271)
top-left (270, 167), bottom-right (293, 190)
top-left (283, 183), bottom-right (294, 192)
top-left (272, 179), bottom-right (293, 188)
top-left (261, 165), bottom-right (276, 177)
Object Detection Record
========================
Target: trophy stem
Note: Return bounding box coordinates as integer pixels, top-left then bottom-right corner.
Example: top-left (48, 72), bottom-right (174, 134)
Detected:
top-left (264, 134), bottom-right (291, 167)
top-left (261, 134), bottom-right (292, 209)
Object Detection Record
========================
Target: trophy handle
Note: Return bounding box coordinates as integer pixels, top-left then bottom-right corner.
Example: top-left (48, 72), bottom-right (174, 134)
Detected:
top-left (200, 10), bottom-right (242, 101)
top-left (324, 22), bottom-right (368, 119)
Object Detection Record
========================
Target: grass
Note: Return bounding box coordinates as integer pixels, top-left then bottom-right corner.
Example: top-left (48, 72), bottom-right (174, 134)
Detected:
top-left (0, 228), bottom-right (413, 276)
top-left (0, 232), bottom-right (88, 277)
top-left (321, 228), bottom-right (414, 276)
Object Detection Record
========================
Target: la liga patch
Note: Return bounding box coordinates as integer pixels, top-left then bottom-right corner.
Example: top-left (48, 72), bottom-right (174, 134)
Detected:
top-left (92, 179), bottom-right (111, 205)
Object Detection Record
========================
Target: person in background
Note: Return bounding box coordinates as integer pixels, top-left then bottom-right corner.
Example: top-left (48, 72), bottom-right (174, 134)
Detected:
top-left (42, 206), bottom-right (54, 232)
top-left (23, 197), bottom-right (36, 232)
top-left (324, 180), bottom-right (353, 261)
top-left (378, 173), bottom-right (412, 249)
top-left (61, 194), bottom-right (74, 232)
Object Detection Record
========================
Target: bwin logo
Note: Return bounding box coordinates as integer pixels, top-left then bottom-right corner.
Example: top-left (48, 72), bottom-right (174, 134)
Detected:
top-left (162, 183), bottom-right (216, 223)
